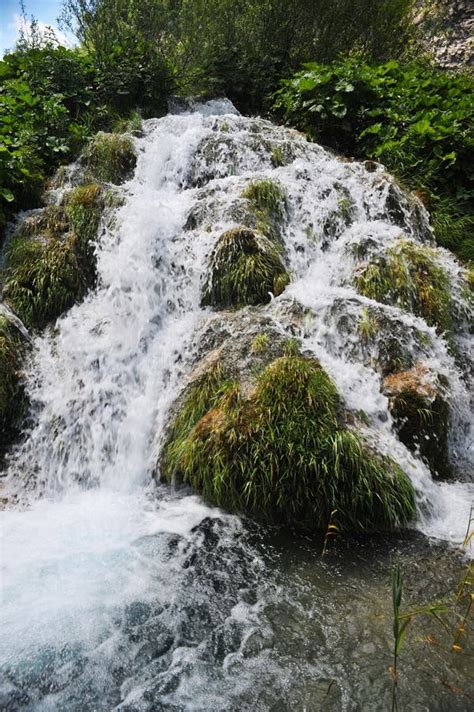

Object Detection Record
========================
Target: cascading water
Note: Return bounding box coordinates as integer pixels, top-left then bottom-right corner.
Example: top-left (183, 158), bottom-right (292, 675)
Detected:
top-left (0, 100), bottom-right (472, 711)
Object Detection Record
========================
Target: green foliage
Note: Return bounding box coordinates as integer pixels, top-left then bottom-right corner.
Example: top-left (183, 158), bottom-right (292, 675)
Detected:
top-left (275, 59), bottom-right (473, 261)
top-left (163, 355), bottom-right (416, 531)
top-left (251, 333), bottom-right (269, 354)
top-left (2, 184), bottom-right (103, 328)
top-left (0, 315), bottom-right (26, 446)
top-left (201, 227), bottom-right (290, 309)
top-left (83, 132), bottom-right (136, 184)
top-left (354, 238), bottom-right (452, 333)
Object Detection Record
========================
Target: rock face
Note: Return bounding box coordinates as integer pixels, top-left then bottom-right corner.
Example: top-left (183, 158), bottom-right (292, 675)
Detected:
top-left (382, 363), bottom-right (451, 479)
top-left (415, 0), bottom-right (473, 69)
top-left (159, 310), bottom-right (416, 532)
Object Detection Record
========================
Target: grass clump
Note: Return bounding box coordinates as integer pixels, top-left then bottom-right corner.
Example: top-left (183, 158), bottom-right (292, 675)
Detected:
top-left (0, 315), bottom-right (26, 446)
top-left (251, 333), bottom-right (269, 354)
top-left (354, 238), bottom-right (452, 333)
top-left (241, 178), bottom-right (286, 239)
top-left (84, 132), bottom-right (137, 184)
top-left (2, 184), bottom-right (103, 329)
top-left (201, 227), bottom-right (290, 309)
top-left (163, 355), bottom-right (416, 532)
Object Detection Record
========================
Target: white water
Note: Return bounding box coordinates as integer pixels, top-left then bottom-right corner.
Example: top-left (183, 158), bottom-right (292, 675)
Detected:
top-left (0, 100), bottom-right (472, 710)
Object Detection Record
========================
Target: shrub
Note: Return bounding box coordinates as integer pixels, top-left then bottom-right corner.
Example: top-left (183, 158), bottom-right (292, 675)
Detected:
top-left (353, 238), bottom-right (452, 333)
top-left (162, 355), bottom-right (416, 531)
top-left (201, 227), bottom-right (290, 309)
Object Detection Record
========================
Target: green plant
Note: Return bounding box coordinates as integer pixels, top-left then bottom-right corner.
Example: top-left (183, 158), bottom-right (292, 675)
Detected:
top-left (201, 227), bottom-right (290, 309)
top-left (354, 239), bottom-right (452, 333)
top-left (251, 333), bottom-right (269, 354)
top-left (163, 354), bottom-right (416, 531)
top-left (0, 315), bottom-right (26, 447)
top-left (84, 132), bottom-right (136, 184)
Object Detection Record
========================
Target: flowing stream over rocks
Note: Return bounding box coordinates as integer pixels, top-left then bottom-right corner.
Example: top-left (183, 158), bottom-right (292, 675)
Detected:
top-left (0, 100), bottom-right (473, 710)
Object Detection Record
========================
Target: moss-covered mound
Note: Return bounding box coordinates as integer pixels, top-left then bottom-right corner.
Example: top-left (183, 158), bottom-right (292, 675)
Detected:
top-left (2, 184), bottom-right (103, 329)
top-left (354, 238), bottom-right (452, 333)
top-left (382, 364), bottom-right (451, 479)
top-left (241, 178), bottom-right (286, 241)
top-left (162, 355), bottom-right (416, 532)
top-left (0, 315), bottom-right (26, 451)
top-left (201, 227), bottom-right (289, 309)
top-left (84, 132), bottom-right (136, 184)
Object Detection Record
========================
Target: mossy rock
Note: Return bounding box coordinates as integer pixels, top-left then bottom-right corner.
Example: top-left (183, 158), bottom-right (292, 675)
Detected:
top-left (161, 352), bottom-right (415, 532)
top-left (84, 132), bottom-right (136, 184)
top-left (0, 314), bottom-right (27, 456)
top-left (354, 238), bottom-right (452, 333)
top-left (201, 227), bottom-right (290, 309)
top-left (241, 178), bottom-right (287, 242)
top-left (2, 184), bottom-right (103, 329)
top-left (382, 363), bottom-right (452, 479)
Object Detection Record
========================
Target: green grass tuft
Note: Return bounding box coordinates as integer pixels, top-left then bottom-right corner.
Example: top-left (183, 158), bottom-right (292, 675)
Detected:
top-left (84, 132), bottom-right (136, 184)
top-left (162, 355), bottom-right (416, 531)
top-left (241, 178), bottom-right (287, 240)
top-left (2, 184), bottom-right (103, 329)
top-left (201, 227), bottom-right (290, 309)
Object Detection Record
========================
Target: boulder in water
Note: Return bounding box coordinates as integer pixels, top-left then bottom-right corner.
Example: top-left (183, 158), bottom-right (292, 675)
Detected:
top-left (160, 315), bottom-right (415, 532)
top-left (382, 363), bottom-right (452, 479)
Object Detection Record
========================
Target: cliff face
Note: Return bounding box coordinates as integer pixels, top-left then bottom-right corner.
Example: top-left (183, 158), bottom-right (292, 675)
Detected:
top-left (416, 0), bottom-right (473, 69)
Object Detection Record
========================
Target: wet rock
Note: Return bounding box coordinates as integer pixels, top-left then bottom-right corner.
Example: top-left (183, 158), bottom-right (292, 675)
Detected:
top-left (382, 363), bottom-right (452, 479)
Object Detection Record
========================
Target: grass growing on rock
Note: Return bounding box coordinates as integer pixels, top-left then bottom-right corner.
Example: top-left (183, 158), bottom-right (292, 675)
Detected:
top-left (163, 355), bottom-right (416, 531)
top-left (0, 315), bottom-right (26, 445)
top-left (354, 239), bottom-right (452, 333)
top-left (241, 178), bottom-right (286, 240)
top-left (201, 227), bottom-right (290, 309)
top-left (2, 184), bottom-right (103, 329)
top-left (84, 132), bottom-right (137, 184)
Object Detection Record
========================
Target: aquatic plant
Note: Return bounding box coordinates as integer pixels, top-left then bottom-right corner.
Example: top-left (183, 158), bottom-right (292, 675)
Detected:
top-left (163, 355), bottom-right (416, 531)
top-left (251, 333), bottom-right (269, 354)
top-left (354, 238), bottom-right (452, 333)
top-left (270, 146), bottom-right (285, 167)
top-left (201, 227), bottom-right (290, 309)
top-left (84, 132), bottom-right (137, 184)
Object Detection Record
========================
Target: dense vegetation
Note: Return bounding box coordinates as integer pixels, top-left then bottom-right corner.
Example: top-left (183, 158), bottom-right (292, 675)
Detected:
top-left (0, 0), bottom-right (472, 258)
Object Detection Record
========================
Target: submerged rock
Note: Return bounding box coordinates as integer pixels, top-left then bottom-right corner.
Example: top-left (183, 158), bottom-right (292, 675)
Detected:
top-left (201, 227), bottom-right (289, 309)
top-left (382, 363), bottom-right (451, 479)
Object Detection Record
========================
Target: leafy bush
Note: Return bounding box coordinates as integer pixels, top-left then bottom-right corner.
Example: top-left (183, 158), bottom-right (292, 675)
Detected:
top-left (275, 59), bottom-right (474, 261)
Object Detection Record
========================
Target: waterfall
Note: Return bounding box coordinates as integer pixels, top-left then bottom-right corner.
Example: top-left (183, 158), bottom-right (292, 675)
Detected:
top-left (0, 100), bottom-right (472, 711)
